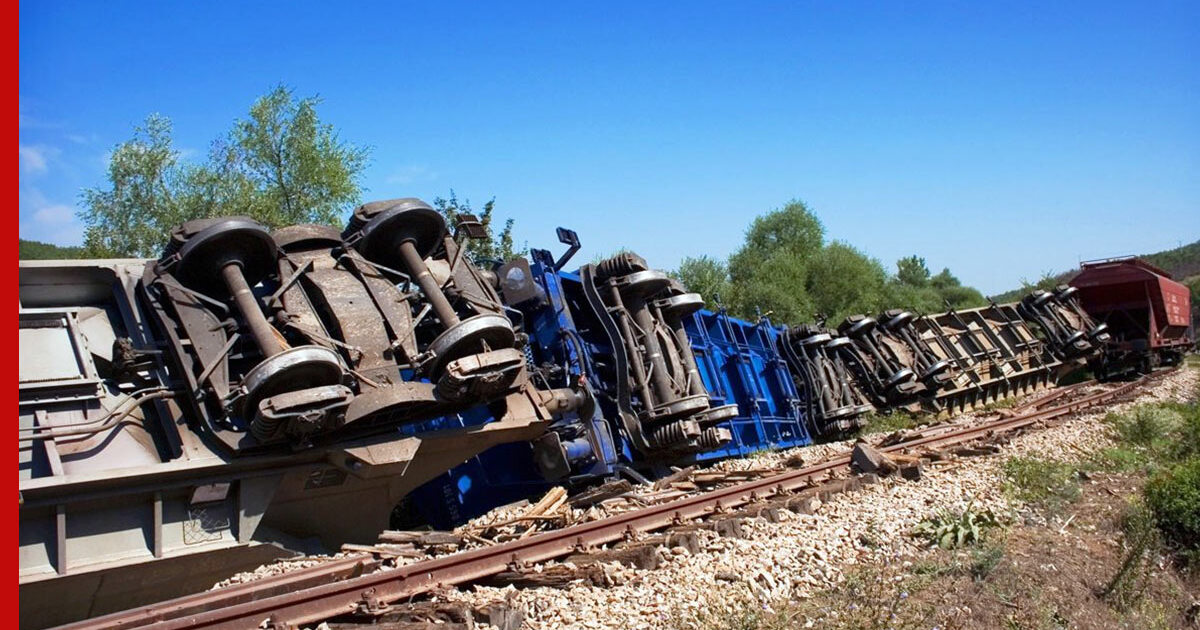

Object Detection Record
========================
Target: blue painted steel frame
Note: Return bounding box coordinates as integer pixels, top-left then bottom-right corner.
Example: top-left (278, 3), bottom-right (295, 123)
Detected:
top-left (683, 310), bottom-right (812, 462)
top-left (407, 253), bottom-right (813, 528)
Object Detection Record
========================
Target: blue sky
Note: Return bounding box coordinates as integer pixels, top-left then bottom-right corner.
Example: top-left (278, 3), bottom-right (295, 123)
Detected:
top-left (18, 2), bottom-right (1199, 294)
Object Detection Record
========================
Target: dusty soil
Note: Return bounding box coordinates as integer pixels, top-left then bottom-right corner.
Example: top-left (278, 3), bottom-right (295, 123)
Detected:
top-left (898, 471), bottom-right (1199, 630)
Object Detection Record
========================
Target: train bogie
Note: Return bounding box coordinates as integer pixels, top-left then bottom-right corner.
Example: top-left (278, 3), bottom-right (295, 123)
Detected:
top-left (18, 203), bottom-right (587, 627)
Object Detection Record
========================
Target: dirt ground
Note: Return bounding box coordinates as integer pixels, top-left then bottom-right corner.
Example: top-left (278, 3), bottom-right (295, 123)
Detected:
top-left (898, 471), bottom-right (1199, 630)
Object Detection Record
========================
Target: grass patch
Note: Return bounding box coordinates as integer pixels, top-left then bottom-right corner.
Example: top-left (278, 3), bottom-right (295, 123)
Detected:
top-left (1098, 397), bottom-right (1200, 573)
top-left (967, 540), bottom-right (1006, 581)
top-left (1091, 399), bottom-right (1200, 475)
top-left (1108, 406), bottom-right (1180, 456)
top-left (1091, 446), bottom-right (1147, 472)
top-left (1002, 456), bottom-right (1081, 514)
top-left (857, 410), bottom-right (919, 435)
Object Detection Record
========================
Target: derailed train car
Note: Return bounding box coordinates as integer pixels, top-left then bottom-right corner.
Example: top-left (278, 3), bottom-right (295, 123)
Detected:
top-left (18, 199), bottom-right (1120, 627)
top-left (1069, 257), bottom-right (1193, 375)
top-left (18, 201), bottom-right (587, 627)
top-left (407, 239), bottom-right (817, 527)
top-left (408, 228), bottom-right (1107, 528)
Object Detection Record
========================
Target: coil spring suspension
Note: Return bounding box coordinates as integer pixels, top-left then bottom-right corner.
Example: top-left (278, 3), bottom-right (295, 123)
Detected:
top-left (647, 418), bottom-right (700, 448)
top-left (595, 252), bottom-right (649, 279)
top-left (696, 426), bottom-right (732, 450)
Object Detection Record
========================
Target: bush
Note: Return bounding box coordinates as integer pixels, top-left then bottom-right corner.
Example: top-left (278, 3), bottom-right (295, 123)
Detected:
top-left (1144, 457), bottom-right (1200, 552)
top-left (1166, 401), bottom-right (1200, 461)
top-left (1109, 407), bottom-right (1179, 452)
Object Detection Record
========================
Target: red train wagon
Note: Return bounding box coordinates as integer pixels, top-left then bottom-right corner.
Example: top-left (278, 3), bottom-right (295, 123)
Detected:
top-left (1070, 257), bottom-right (1193, 374)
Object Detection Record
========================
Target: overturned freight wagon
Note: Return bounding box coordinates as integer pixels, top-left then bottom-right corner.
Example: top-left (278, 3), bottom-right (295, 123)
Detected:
top-left (405, 229), bottom-right (1106, 528)
top-left (17, 202), bottom-right (586, 628)
top-left (1069, 257), bottom-right (1193, 375)
top-left (19, 199), bottom-right (1118, 627)
top-left (406, 233), bottom-right (817, 527)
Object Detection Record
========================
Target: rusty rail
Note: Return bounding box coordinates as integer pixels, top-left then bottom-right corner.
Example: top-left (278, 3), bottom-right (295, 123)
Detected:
top-left (58, 373), bottom-right (1163, 630)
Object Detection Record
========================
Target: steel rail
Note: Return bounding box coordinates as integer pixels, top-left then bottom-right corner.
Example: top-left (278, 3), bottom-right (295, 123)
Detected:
top-left (58, 373), bottom-right (1162, 630)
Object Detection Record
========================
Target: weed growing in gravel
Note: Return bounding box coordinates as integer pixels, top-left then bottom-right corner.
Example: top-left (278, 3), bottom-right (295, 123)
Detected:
top-left (669, 586), bottom-right (795, 630)
top-left (912, 501), bottom-right (1001, 549)
top-left (795, 561), bottom-right (957, 630)
top-left (857, 411), bottom-right (920, 436)
top-left (1092, 445), bottom-right (1147, 472)
top-left (1002, 456), bottom-right (1081, 514)
top-left (1098, 398), bottom-right (1200, 568)
top-left (1109, 406), bottom-right (1181, 457)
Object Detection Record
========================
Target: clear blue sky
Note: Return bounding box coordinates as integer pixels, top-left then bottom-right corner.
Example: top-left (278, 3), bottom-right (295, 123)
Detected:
top-left (18, 2), bottom-right (1199, 294)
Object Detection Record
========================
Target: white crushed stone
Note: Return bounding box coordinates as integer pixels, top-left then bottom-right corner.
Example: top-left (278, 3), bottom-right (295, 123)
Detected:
top-left (442, 368), bottom-right (1198, 629)
top-left (213, 553), bottom-right (351, 589)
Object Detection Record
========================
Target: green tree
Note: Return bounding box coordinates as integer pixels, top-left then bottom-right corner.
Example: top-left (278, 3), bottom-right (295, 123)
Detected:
top-left (19, 239), bottom-right (86, 260)
top-left (80, 114), bottom-right (188, 257)
top-left (1020, 272), bottom-right (1063, 293)
top-left (220, 86), bottom-right (368, 227)
top-left (930, 268), bottom-right (986, 310)
top-left (728, 200), bottom-right (825, 320)
top-left (731, 250), bottom-right (814, 323)
top-left (672, 255), bottom-right (732, 309)
top-left (807, 241), bottom-right (888, 324)
top-left (885, 255), bottom-right (985, 314)
top-left (895, 255), bottom-right (931, 288)
top-left (80, 86), bottom-right (369, 257)
top-left (432, 191), bottom-right (516, 262)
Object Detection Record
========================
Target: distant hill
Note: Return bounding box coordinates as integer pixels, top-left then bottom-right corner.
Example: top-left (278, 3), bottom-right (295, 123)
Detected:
top-left (1143, 240), bottom-right (1200, 281)
top-left (991, 239), bottom-right (1200, 303)
top-left (19, 239), bottom-right (87, 260)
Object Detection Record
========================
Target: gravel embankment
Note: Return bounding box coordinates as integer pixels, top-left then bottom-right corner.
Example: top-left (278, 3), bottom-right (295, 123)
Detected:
top-left (446, 368), bottom-right (1197, 630)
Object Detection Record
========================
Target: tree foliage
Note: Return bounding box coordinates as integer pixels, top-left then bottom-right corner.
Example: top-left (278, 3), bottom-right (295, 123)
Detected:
top-left (19, 239), bottom-right (86, 260)
top-left (432, 191), bottom-right (516, 262)
top-left (807, 241), bottom-right (888, 323)
top-left (896, 255), bottom-right (931, 288)
top-left (80, 114), bottom-right (188, 257)
top-left (726, 200), bottom-right (825, 322)
top-left (673, 199), bottom-right (987, 327)
top-left (885, 255), bottom-right (986, 314)
top-left (80, 86), bottom-right (369, 257)
top-left (671, 255), bottom-right (732, 310)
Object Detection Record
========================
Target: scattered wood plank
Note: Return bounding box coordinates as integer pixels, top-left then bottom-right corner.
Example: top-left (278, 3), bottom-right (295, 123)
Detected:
top-left (487, 563), bottom-right (612, 589)
top-left (566, 543), bottom-right (660, 570)
top-left (568, 479), bottom-right (633, 508)
top-left (340, 543), bottom-right (428, 559)
top-left (616, 531), bottom-right (702, 555)
top-left (652, 466), bottom-right (695, 490)
top-left (377, 530), bottom-right (465, 547)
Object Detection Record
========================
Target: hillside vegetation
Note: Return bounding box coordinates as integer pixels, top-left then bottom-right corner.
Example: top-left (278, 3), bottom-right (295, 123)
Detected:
top-left (19, 239), bottom-right (86, 260)
top-left (991, 239), bottom-right (1200, 304)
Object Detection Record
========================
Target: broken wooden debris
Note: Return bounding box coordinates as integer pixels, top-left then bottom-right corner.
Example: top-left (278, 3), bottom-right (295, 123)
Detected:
top-left (851, 442), bottom-right (897, 476)
top-left (568, 479), bottom-right (633, 508)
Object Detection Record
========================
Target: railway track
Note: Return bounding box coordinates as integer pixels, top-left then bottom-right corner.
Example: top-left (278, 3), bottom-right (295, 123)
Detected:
top-left (59, 372), bottom-right (1170, 630)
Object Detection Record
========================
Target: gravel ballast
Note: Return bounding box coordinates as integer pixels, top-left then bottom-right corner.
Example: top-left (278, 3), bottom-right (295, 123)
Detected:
top-left (445, 368), bottom-right (1198, 630)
